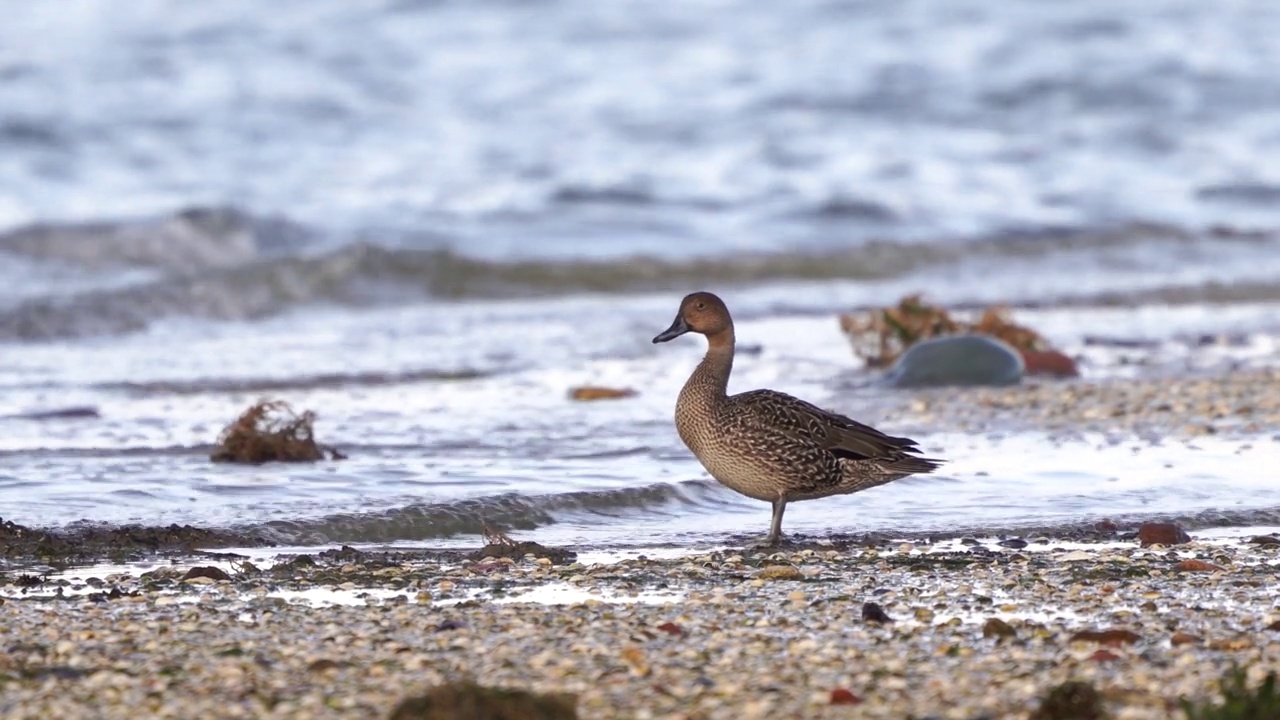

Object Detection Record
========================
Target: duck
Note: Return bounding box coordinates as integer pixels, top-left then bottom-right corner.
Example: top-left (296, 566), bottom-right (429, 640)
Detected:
top-left (653, 291), bottom-right (942, 545)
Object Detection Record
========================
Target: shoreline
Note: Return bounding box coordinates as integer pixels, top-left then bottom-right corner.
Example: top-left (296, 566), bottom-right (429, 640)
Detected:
top-left (3, 529), bottom-right (1279, 718)
top-left (7, 508), bottom-right (1280, 571)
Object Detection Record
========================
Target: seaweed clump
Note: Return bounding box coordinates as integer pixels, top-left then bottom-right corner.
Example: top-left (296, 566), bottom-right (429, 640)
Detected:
top-left (1031, 680), bottom-right (1107, 720)
top-left (388, 681), bottom-right (578, 720)
top-left (1182, 667), bottom-right (1280, 720)
top-left (838, 294), bottom-right (1054, 367)
top-left (470, 523), bottom-right (577, 565)
top-left (210, 399), bottom-right (346, 464)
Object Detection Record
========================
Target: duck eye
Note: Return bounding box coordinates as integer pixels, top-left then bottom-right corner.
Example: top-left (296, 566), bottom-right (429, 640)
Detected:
top-left (695, 302), bottom-right (705, 310)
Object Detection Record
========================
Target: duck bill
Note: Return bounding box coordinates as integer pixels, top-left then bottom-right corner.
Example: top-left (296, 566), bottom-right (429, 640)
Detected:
top-left (652, 315), bottom-right (690, 343)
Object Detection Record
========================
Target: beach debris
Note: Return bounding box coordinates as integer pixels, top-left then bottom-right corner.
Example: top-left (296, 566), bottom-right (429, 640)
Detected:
top-left (656, 622), bottom-right (686, 637)
top-left (481, 521), bottom-right (520, 548)
top-left (210, 399), bottom-right (346, 464)
top-left (470, 524), bottom-right (577, 565)
top-left (1180, 667), bottom-right (1280, 720)
top-left (1247, 535), bottom-right (1280, 546)
top-left (1031, 680), bottom-right (1107, 720)
top-left (14, 574), bottom-right (44, 588)
top-left (181, 566), bottom-right (231, 583)
top-left (838, 294), bottom-right (1078, 376)
top-left (1070, 629), bottom-right (1141, 646)
top-left (1136, 522), bottom-right (1191, 547)
top-left (1171, 632), bottom-right (1203, 646)
top-left (568, 386), bottom-right (638, 401)
top-left (861, 602), bottom-right (893, 624)
top-left (86, 586), bottom-right (138, 603)
top-left (1208, 636), bottom-right (1254, 652)
top-left (307, 659), bottom-right (344, 673)
top-left (1089, 649), bottom-right (1121, 663)
top-left (621, 646), bottom-right (651, 676)
top-left (829, 688), bottom-right (863, 705)
top-left (1175, 559), bottom-right (1226, 573)
top-left (389, 681), bottom-right (579, 720)
top-left (982, 617), bottom-right (1017, 640)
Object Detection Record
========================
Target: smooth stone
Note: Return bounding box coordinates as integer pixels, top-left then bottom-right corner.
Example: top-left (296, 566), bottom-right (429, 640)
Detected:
top-left (1137, 522), bottom-right (1191, 547)
top-left (885, 334), bottom-right (1024, 388)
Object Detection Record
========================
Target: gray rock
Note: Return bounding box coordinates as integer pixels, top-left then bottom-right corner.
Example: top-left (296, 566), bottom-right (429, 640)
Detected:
top-left (885, 334), bottom-right (1024, 388)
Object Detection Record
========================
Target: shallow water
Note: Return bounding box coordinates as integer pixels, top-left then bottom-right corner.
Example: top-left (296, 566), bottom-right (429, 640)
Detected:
top-left (3, 297), bottom-right (1279, 546)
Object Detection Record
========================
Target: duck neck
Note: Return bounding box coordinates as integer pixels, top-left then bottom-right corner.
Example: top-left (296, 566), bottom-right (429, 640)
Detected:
top-left (684, 329), bottom-right (734, 403)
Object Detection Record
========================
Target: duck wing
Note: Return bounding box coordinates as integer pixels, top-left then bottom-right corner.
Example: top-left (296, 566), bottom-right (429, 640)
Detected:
top-left (727, 389), bottom-right (928, 462)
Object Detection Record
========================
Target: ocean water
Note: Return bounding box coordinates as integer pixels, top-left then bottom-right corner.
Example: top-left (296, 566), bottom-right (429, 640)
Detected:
top-left (3, 0), bottom-right (1280, 547)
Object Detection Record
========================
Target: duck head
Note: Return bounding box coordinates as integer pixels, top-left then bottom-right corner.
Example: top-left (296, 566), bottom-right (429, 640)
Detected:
top-left (653, 291), bottom-right (733, 343)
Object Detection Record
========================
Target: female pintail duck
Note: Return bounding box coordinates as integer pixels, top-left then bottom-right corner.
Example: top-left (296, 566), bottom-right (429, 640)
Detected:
top-left (653, 291), bottom-right (942, 545)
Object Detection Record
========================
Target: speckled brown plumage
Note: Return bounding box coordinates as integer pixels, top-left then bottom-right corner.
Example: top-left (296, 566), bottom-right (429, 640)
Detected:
top-left (653, 291), bottom-right (942, 545)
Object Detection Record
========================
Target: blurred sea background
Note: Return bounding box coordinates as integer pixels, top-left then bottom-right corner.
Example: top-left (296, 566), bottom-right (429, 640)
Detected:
top-left (2, 0), bottom-right (1279, 548)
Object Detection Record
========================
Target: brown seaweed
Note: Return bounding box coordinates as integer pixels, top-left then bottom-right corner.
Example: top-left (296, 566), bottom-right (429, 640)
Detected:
top-left (210, 399), bottom-right (346, 464)
top-left (389, 681), bottom-right (579, 720)
top-left (839, 294), bottom-right (1054, 367)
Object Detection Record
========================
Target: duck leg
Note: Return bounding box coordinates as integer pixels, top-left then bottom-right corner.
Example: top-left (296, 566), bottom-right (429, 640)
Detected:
top-left (764, 499), bottom-right (787, 546)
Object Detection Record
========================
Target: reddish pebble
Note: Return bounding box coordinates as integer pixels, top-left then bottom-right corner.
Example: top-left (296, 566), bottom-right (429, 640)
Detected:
top-left (1071, 629), bottom-right (1141, 646)
top-left (1137, 522), bottom-right (1191, 547)
top-left (1090, 649), bottom-right (1121, 663)
top-left (1094, 518), bottom-right (1119, 533)
top-left (1171, 632), bottom-right (1203, 646)
top-left (1174, 559), bottom-right (1225, 573)
top-left (656, 622), bottom-right (686, 637)
top-left (830, 688), bottom-right (863, 705)
top-left (1019, 349), bottom-right (1080, 377)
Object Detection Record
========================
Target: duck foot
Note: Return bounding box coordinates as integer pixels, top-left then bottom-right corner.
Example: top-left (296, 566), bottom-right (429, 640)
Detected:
top-left (749, 534), bottom-right (789, 551)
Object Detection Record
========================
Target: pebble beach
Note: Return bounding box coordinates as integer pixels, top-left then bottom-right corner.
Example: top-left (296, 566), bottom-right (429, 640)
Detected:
top-left (4, 530), bottom-right (1280, 719)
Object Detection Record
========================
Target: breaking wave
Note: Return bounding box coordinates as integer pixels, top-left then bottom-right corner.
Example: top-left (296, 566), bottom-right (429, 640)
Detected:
top-left (2, 207), bottom-right (1278, 340)
top-left (248, 479), bottom-right (732, 544)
